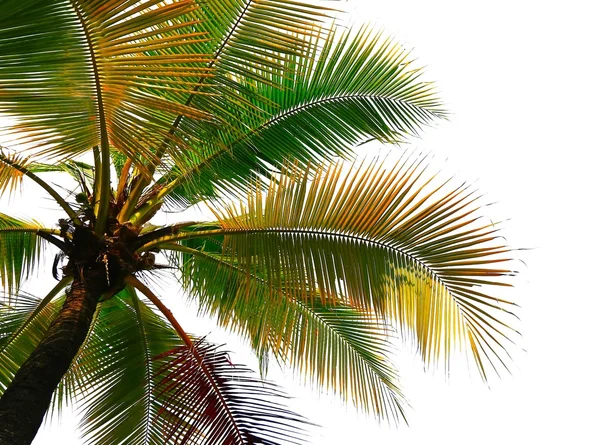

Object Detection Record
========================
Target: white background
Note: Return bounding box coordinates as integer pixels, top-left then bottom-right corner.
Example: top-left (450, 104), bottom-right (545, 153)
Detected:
top-left (2, 0), bottom-right (599, 443)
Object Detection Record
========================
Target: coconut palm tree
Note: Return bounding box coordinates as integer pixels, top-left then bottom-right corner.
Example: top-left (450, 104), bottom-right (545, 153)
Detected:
top-left (0, 0), bottom-right (518, 444)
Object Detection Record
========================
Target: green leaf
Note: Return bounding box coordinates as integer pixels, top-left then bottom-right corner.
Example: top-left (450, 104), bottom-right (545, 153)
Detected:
top-left (0, 0), bottom-right (211, 167)
top-left (0, 213), bottom-right (48, 294)
top-left (157, 23), bottom-right (445, 209)
top-left (70, 288), bottom-right (180, 445)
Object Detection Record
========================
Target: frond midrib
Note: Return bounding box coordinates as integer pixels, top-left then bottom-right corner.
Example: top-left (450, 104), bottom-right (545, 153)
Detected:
top-left (253, 91), bottom-right (444, 134)
top-left (129, 292), bottom-right (154, 445)
top-left (157, 0), bottom-right (254, 143)
top-left (69, 1), bottom-right (110, 234)
top-left (153, 225), bottom-right (443, 289)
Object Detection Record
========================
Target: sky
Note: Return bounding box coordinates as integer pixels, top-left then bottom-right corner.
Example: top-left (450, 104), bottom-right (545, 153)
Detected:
top-left (1, 0), bottom-right (599, 444)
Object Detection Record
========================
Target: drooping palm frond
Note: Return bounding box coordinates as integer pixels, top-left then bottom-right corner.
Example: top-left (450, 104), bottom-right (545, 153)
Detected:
top-left (0, 0), bottom-right (211, 167)
top-left (0, 282), bottom-right (68, 393)
top-left (0, 213), bottom-right (54, 294)
top-left (62, 285), bottom-right (306, 445)
top-left (27, 159), bottom-right (95, 191)
top-left (151, 155), bottom-right (518, 379)
top-left (153, 22), bottom-right (446, 210)
top-left (169, 241), bottom-right (407, 423)
top-left (155, 338), bottom-right (308, 445)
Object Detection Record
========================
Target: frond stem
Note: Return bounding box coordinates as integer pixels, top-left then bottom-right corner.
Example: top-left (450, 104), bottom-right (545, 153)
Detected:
top-left (71, 2), bottom-right (111, 235)
top-left (0, 154), bottom-right (80, 224)
top-left (92, 146), bottom-right (100, 211)
top-left (133, 221), bottom-right (196, 251)
top-left (0, 227), bottom-right (60, 236)
top-left (35, 231), bottom-right (69, 252)
top-left (124, 276), bottom-right (191, 347)
top-left (116, 158), bottom-right (132, 202)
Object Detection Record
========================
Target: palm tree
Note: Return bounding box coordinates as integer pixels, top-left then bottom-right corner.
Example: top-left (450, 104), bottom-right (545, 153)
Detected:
top-left (0, 1), bottom-right (518, 444)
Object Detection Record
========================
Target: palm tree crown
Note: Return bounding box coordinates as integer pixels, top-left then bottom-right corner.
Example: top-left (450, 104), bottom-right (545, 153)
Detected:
top-left (0, 1), bottom-right (518, 444)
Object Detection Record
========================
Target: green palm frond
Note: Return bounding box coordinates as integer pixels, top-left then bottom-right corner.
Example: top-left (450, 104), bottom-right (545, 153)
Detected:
top-left (170, 241), bottom-right (407, 423)
top-left (0, 213), bottom-right (52, 294)
top-left (0, 0), bottom-right (210, 166)
top-left (0, 0), bottom-right (96, 158)
top-left (65, 286), bottom-right (306, 444)
top-left (69, 287), bottom-right (180, 445)
top-left (154, 155), bottom-right (518, 379)
top-left (198, 0), bottom-right (333, 79)
top-left (174, 0), bottom-right (336, 124)
top-left (154, 23), bottom-right (445, 210)
top-left (0, 283), bottom-right (68, 393)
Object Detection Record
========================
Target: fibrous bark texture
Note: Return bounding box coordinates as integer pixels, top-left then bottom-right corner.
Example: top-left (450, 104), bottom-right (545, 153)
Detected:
top-left (0, 273), bottom-right (105, 445)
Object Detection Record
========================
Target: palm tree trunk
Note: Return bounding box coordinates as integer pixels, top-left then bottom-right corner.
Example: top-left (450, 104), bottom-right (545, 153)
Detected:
top-left (0, 275), bottom-right (104, 445)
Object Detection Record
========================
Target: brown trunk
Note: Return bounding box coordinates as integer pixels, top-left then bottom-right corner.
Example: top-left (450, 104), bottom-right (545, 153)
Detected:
top-left (0, 274), bottom-right (105, 445)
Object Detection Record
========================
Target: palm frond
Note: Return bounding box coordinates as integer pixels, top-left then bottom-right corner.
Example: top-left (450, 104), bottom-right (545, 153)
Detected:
top-left (155, 23), bottom-right (445, 210)
top-left (28, 159), bottom-right (95, 187)
top-left (155, 338), bottom-right (308, 445)
top-left (66, 286), bottom-right (306, 444)
top-left (0, 213), bottom-right (51, 294)
top-left (0, 0), bottom-right (211, 167)
top-left (117, 0), bottom-right (341, 222)
top-left (0, 150), bottom-right (28, 196)
top-left (158, 155), bottom-right (518, 378)
top-left (0, 148), bottom-right (93, 191)
top-left (197, 0), bottom-right (333, 80)
top-left (170, 241), bottom-right (407, 423)
top-left (69, 288), bottom-right (181, 445)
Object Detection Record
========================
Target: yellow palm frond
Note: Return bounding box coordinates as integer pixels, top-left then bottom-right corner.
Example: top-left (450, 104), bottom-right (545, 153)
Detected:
top-left (189, 154), bottom-right (519, 378)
